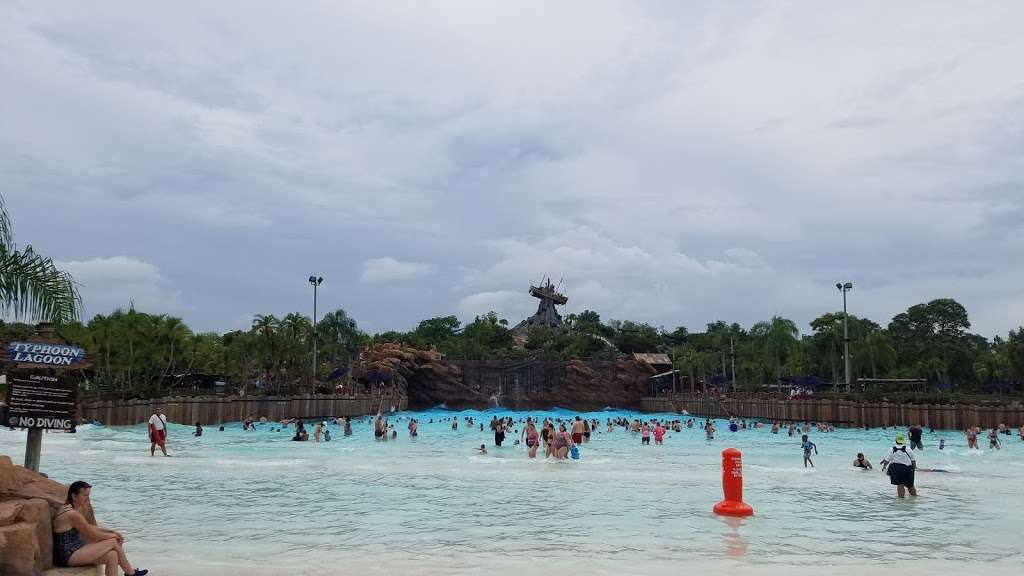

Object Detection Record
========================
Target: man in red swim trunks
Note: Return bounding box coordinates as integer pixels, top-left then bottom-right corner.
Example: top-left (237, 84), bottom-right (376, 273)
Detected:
top-left (571, 416), bottom-right (585, 445)
top-left (149, 407), bottom-right (169, 456)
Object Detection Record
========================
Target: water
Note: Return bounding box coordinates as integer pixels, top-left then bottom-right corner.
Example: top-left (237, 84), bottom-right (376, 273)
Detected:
top-left (2, 408), bottom-right (1021, 575)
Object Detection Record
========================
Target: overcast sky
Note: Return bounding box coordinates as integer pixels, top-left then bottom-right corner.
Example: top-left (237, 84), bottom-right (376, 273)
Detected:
top-left (3, 1), bottom-right (1022, 338)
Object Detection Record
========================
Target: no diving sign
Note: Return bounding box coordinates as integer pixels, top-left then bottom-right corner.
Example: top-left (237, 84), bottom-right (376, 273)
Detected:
top-left (4, 373), bottom-right (77, 431)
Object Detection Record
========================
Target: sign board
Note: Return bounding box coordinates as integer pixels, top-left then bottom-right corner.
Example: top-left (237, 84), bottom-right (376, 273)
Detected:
top-left (7, 341), bottom-right (86, 367)
top-left (4, 373), bottom-right (77, 431)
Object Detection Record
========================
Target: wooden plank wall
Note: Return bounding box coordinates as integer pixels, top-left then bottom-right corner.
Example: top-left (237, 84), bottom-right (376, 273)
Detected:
top-left (640, 396), bottom-right (1024, 430)
top-left (79, 394), bottom-right (408, 426)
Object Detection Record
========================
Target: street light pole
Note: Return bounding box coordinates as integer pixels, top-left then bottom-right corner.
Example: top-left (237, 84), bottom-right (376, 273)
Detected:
top-left (309, 275), bottom-right (323, 393)
top-left (836, 282), bottom-right (853, 391)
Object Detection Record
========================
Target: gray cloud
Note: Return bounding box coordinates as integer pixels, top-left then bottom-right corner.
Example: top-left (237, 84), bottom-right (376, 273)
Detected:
top-left (3, 1), bottom-right (1024, 337)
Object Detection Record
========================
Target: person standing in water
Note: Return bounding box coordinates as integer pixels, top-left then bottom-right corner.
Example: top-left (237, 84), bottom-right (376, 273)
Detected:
top-left (641, 422), bottom-right (651, 445)
top-left (374, 414), bottom-right (385, 439)
top-left (409, 418), bottom-right (418, 437)
top-left (880, 434), bottom-right (917, 498)
top-left (343, 416), bottom-right (352, 437)
top-left (313, 422), bottom-right (323, 442)
top-left (523, 419), bottom-right (540, 459)
top-left (494, 418), bottom-right (505, 447)
top-left (653, 421), bottom-right (666, 445)
top-left (148, 408), bottom-right (169, 457)
top-left (192, 422), bottom-right (203, 437)
top-left (704, 420), bottom-right (715, 440)
top-left (966, 427), bottom-right (978, 449)
top-left (988, 428), bottom-right (1001, 449)
top-left (571, 416), bottom-right (585, 445)
top-left (908, 424), bottom-right (924, 451)
top-left (801, 434), bottom-right (818, 468)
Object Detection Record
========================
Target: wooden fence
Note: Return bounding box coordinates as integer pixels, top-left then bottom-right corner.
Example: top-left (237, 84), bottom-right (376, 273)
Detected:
top-left (79, 394), bottom-right (408, 426)
top-left (641, 394), bottom-right (1024, 430)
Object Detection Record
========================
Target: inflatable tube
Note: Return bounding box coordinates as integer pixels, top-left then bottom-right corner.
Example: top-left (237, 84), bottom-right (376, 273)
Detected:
top-left (570, 445), bottom-right (580, 460)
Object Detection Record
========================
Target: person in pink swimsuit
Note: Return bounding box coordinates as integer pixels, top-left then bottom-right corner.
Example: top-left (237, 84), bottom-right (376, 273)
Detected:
top-left (653, 422), bottom-right (666, 445)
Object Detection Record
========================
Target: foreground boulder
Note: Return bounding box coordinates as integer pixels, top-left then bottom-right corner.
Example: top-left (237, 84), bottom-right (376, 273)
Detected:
top-left (0, 455), bottom-right (95, 576)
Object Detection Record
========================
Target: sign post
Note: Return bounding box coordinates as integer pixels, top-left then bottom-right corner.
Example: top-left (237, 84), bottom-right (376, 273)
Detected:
top-left (1, 324), bottom-right (89, 472)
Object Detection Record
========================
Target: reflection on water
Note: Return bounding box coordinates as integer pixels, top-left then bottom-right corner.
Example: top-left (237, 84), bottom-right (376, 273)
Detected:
top-left (1, 408), bottom-right (1021, 575)
top-left (718, 515), bottom-right (749, 558)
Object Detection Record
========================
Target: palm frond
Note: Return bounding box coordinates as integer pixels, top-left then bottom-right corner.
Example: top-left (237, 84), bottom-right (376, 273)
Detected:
top-left (0, 243), bottom-right (81, 324)
top-left (0, 194), bottom-right (14, 250)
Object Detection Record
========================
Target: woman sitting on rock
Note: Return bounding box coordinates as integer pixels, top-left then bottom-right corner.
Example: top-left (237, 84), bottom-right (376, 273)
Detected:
top-left (52, 481), bottom-right (147, 576)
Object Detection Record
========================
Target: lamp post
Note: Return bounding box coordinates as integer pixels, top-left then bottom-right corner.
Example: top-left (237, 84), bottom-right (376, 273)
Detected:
top-left (309, 275), bottom-right (323, 392)
top-left (835, 282), bottom-right (853, 391)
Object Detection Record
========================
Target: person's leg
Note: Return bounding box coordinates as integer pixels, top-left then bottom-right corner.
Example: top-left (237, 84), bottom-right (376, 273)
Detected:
top-left (104, 550), bottom-right (119, 576)
top-left (908, 486), bottom-right (917, 497)
top-left (150, 442), bottom-right (156, 456)
top-left (160, 440), bottom-right (168, 456)
top-left (67, 539), bottom-right (117, 567)
top-left (110, 540), bottom-right (136, 574)
top-left (897, 485), bottom-right (906, 498)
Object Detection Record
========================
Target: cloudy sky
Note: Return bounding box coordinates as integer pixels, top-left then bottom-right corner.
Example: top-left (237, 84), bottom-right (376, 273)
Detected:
top-left (3, 1), bottom-right (1022, 337)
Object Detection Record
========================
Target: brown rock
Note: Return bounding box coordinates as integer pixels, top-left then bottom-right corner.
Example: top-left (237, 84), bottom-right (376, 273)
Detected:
top-left (355, 343), bottom-right (659, 410)
top-left (0, 522), bottom-right (41, 576)
top-left (0, 500), bottom-right (22, 527)
top-left (16, 499), bottom-right (53, 571)
top-left (0, 455), bottom-right (19, 494)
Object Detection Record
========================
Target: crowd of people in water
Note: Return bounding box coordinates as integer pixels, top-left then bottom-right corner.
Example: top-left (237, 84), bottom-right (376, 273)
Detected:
top-left (143, 407), bottom-right (1024, 500)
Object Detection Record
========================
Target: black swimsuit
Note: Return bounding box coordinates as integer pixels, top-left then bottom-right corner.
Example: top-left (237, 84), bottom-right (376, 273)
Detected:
top-left (53, 508), bottom-right (85, 567)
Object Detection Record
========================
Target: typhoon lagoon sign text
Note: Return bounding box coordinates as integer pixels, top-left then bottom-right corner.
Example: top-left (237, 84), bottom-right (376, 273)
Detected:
top-left (8, 342), bottom-right (86, 367)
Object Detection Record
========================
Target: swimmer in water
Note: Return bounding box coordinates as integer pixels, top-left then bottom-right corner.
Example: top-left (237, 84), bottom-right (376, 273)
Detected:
top-left (343, 417), bottom-right (352, 437)
top-left (641, 423), bottom-right (651, 445)
top-left (478, 444), bottom-right (487, 454)
top-left (939, 438), bottom-right (946, 450)
top-left (408, 418), bottom-right (418, 437)
top-left (193, 422), bottom-right (203, 437)
top-left (966, 427), bottom-right (978, 449)
top-left (988, 428), bottom-right (1001, 449)
top-left (801, 434), bottom-right (818, 468)
top-left (853, 453), bottom-right (872, 470)
top-left (704, 420), bottom-right (715, 440)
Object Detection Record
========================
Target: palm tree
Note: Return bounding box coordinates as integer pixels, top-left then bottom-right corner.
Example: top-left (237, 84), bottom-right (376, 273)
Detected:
top-left (0, 194), bottom-right (80, 323)
top-left (751, 316), bottom-right (800, 381)
top-left (251, 314), bottom-right (280, 389)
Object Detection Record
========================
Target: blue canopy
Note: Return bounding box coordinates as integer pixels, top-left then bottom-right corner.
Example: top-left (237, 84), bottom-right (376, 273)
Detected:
top-left (327, 367), bottom-right (351, 382)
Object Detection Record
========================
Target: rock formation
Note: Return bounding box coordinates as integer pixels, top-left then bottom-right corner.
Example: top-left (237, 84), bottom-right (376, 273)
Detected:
top-left (354, 343), bottom-right (657, 411)
top-left (0, 455), bottom-right (95, 576)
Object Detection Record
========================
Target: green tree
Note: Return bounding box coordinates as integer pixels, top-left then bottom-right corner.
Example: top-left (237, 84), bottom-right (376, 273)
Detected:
top-left (414, 315), bottom-right (461, 347)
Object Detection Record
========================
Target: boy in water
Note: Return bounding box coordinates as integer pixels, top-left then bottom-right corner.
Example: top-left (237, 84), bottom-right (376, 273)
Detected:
top-left (853, 453), bottom-right (872, 470)
top-left (801, 434), bottom-right (818, 467)
top-left (478, 444), bottom-right (487, 454)
top-left (704, 420), bottom-right (715, 440)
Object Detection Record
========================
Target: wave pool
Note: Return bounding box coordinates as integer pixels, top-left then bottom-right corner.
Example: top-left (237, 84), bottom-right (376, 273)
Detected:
top-left (2, 408), bottom-right (1021, 575)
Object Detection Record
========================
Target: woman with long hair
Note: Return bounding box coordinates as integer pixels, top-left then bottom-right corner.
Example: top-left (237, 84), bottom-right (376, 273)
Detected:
top-left (52, 481), bottom-right (147, 576)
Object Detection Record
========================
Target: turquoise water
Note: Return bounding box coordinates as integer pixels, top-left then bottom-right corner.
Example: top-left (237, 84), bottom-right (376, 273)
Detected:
top-left (2, 408), bottom-right (1022, 575)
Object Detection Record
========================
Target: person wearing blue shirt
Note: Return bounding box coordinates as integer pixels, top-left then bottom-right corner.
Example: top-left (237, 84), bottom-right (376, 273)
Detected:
top-left (801, 434), bottom-right (818, 467)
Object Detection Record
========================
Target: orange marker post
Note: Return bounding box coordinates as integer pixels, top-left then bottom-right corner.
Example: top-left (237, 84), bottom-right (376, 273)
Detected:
top-left (713, 447), bottom-right (754, 516)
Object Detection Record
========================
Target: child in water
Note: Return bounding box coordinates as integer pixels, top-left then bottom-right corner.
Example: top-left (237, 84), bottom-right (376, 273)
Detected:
top-left (801, 434), bottom-right (818, 468)
top-left (478, 444), bottom-right (487, 454)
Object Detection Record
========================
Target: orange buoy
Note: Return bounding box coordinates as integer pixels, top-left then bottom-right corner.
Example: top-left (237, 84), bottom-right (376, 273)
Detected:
top-left (713, 447), bottom-right (754, 516)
